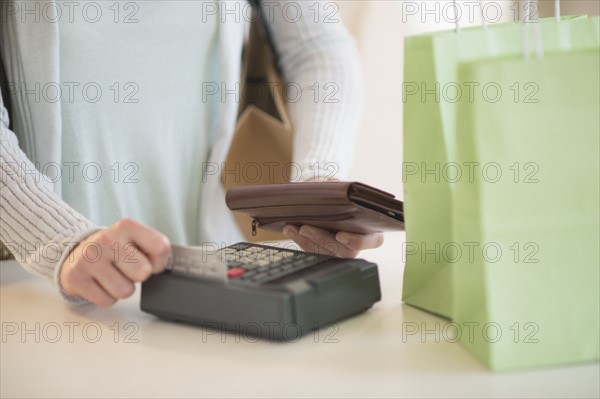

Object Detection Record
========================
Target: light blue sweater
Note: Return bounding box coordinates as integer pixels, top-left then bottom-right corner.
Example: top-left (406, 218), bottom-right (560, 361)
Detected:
top-left (59, 1), bottom-right (219, 245)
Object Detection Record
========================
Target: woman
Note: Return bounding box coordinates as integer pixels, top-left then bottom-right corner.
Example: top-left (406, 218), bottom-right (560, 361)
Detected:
top-left (0, 0), bottom-right (384, 306)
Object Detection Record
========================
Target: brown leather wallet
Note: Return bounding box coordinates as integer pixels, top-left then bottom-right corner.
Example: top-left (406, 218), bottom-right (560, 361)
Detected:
top-left (225, 182), bottom-right (404, 236)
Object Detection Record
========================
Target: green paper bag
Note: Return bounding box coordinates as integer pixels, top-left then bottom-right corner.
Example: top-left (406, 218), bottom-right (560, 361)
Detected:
top-left (452, 48), bottom-right (599, 370)
top-left (402, 16), bottom-right (600, 318)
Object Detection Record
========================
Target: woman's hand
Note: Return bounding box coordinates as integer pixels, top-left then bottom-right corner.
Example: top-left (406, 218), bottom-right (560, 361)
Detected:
top-left (283, 225), bottom-right (384, 258)
top-left (282, 177), bottom-right (385, 257)
top-left (60, 218), bottom-right (171, 306)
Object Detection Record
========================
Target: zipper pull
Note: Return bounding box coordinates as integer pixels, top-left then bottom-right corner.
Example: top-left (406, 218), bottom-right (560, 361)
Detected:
top-left (251, 219), bottom-right (258, 236)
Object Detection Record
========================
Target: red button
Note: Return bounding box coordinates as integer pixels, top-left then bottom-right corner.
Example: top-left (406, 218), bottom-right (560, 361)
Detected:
top-left (227, 267), bottom-right (246, 278)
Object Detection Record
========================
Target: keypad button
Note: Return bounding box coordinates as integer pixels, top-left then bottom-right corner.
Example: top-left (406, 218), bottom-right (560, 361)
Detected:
top-left (255, 259), bottom-right (272, 267)
top-left (217, 244), bottom-right (329, 284)
top-left (227, 268), bottom-right (246, 278)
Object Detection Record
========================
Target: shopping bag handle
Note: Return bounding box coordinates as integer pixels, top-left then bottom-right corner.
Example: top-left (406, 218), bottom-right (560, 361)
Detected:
top-left (521, 0), bottom-right (544, 60)
top-left (524, 0), bottom-right (568, 58)
top-left (452, 0), bottom-right (488, 32)
top-left (453, 0), bottom-right (460, 32)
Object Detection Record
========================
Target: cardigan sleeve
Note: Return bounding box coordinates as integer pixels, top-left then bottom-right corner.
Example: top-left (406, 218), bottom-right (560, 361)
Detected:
top-left (259, 0), bottom-right (364, 182)
top-left (0, 94), bottom-right (100, 303)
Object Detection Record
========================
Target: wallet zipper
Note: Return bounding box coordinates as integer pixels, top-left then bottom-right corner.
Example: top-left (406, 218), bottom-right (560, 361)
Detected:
top-left (252, 219), bottom-right (258, 236)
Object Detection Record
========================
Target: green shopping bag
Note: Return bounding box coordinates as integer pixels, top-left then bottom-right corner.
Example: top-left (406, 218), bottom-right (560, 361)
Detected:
top-left (452, 48), bottom-right (599, 370)
top-left (402, 16), bottom-right (600, 318)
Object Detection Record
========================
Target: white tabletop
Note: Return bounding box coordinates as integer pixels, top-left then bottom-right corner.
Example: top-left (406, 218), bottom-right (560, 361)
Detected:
top-left (1, 232), bottom-right (598, 398)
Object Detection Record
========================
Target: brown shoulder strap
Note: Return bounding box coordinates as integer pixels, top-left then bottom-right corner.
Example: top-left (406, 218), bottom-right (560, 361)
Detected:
top-left (248, 0), bottom-right (280, 70)
top-left (0, 43), bottom-right (13, 130)
top-left (0, 19), bottom-right (16, 259)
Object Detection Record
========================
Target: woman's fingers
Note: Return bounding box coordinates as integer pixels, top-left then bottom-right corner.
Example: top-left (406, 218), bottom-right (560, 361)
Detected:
top-left (283, 225), bottom-right (385, 258)
top-left (283, 225), bottom-right (339, 256)
top-left (82, 280), bottom-right (117, 308)
top-left (299, 225), bottom-right (360, 258)
top-left (110, 241), bottom-right (154, 282)
top-left (60, 218), bottom-right (172, 307)
top-left (89, 260), bottom-right (135, 300)
top-left (335, 231), bottom-right (385, 251)
top-left (112, 218), bottom-right (171, 273)
top-left (64, 267), bottom-right (116, 307)
top-left (284, 225), bottom-right (363, 258)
